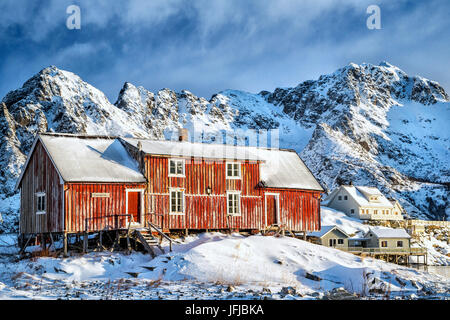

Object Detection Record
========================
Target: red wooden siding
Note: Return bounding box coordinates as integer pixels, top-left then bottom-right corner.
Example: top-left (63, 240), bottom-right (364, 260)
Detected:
top-left (19, 140), bottom-right (64, 234)
top-left (20, 139), bottom-right (321, 235)
top-left (64, 183), bottom-right (145, 233)
top-left (265, 189), bottom-right (321, 232)
top-left (145, 156), bottom-right (265, 230)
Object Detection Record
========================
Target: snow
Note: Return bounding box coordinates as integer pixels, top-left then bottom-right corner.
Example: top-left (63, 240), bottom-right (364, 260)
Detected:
top-left (0, 232), bottom-right (448, 300)
top-left (367, 228), bottom-right (411, 239)
top-left (320, 206), bottom-right (369, 236)
top-left (342, 186), bottom-right (394, 208)
top-left (307, 225), bottom-right (349, 238)
top-left (36, 134), bottom-right (146, 183)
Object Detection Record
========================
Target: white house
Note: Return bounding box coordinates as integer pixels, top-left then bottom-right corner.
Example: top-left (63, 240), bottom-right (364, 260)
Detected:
top-left (322, 185), bottom-right (404, 221)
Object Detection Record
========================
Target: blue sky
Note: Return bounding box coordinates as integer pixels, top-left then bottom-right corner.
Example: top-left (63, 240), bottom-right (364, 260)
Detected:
top-left (0, 0), bottom-right (449, 102)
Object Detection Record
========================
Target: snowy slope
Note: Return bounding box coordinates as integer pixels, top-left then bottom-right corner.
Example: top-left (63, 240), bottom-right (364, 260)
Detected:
top-left (0, 232), bottom-right (448, 299)
top-left (1, 62), bottom-right (449, 232)
top-left (320, 207), bottom-right (369, 236)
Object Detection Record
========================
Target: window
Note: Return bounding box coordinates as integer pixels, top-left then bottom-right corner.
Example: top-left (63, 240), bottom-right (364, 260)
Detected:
top-left (381, 241), bottom-right (388, 247)
top-left (329, 239), bottom-right (337, 246)
top-left (169, 159), bottom-right (185, 177)
top-left (397, 241), bottom-right (403, 247)
top-left (226, 162), bottom-right (241, 178)
top-left (350, 209), bottom-right (355, 214)
top-left (227, 192), bottom-right (240, 216)
top-left (170, 189), bottom-right (184, 214)
top-left (344, 195), bottom-right (348, 200)
top-left (36, 192), bottom-right (46, 214)
top-left (338, 196), bottom-right (342, 200)
top-left (338, 239), bottom-right (344, 245)
top-left (374, 210), bottom-right (378, 215)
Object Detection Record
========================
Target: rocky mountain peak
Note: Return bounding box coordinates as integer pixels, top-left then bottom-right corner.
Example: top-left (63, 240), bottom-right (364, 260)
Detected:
top-left (0, 62), bottom-right (448, 233)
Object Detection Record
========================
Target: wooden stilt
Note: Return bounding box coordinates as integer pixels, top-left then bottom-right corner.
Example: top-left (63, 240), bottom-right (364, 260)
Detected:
top-left (185, 228), bottom-right (189, 237)
top-left (99, 231), bottom-right (103, 251)
top-left (63, 232), bottom-right (68, 257)
top-left (41, 234), bottom-right (46, 251)
top-left (111, 230), bottom-right (120, 252)
top-left (19, 233), bottom-right (33, 255)
top-left (83, 232), bottom-right (88, 253)
top-left (126, 232), bottom-right (131, 252)
top-left (49, 232), bottom-right (55, 252)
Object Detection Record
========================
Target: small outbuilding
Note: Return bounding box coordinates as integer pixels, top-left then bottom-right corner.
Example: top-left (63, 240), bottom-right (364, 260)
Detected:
top-left (363, 228), bottom-right (411, 250)
top-left (307, 225), bottom-right (349, 248)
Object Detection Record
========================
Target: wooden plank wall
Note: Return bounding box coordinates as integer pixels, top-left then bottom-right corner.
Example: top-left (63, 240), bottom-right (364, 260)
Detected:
top-left (268, 189), bottom-right (321, 232)
top-left (145, 156), bottom-right (264, 230)
top-left (19, 140), bottom-right (64, 234)
top-left (65, 183), bottom-right (146, 233)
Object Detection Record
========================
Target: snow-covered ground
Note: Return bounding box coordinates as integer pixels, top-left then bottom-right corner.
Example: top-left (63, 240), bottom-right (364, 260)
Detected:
top-left (0, 230), bottom-right (448, 300)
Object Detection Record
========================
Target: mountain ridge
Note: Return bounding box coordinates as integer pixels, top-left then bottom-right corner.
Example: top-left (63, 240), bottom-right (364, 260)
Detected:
top-left (0, 62), bottom-right (448, 232)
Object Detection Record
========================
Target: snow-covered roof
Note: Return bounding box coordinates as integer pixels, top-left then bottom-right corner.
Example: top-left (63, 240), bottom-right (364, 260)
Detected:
top-left (325, 185), bottom-right (393, 208)
top-left (17, 134), bottom-right (146, 186)
top-left (122, 137), bottom-right (264, 161)
top-left (356, 186), bottom-right (382, 196)
top-left (122, 138), bottom-right (324, 191)
top-left (308, 225), bottom-right (349, 238)
top-left (366, 228), bottom-right (411, 239)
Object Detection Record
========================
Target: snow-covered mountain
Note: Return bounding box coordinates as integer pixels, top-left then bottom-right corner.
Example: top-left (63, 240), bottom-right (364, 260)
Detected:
top-left (1, 62), bottom-right (449, 231)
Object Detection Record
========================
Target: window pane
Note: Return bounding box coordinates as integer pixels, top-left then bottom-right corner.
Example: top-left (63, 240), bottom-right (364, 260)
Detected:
top-left (170, 161), bottom-right (176, 174)
top-left (177, 192), bottom-right (182, 211)
top-left (177, 161), bottom-right (183, 174)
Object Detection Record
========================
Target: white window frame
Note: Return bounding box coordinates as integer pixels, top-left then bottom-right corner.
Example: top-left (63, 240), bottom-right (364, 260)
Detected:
top-left (227, 191), bottom-right (241, 216)
top-left (169, 188), bottom-right (185, 215)
top-left (36, 192), bottom-right (46, 215)
top-left (168, 158), bottom-right (185, 177)
top-left (226, 162), bottom-right (241, 179)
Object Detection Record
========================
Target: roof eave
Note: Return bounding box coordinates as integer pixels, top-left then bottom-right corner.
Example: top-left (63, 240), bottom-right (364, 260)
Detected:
top-left (15, 135), bottom-right (66, 191)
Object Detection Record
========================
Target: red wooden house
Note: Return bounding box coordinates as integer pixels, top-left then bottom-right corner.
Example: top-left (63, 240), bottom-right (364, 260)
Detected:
top-left (16, 131), bottom-right (324, 251)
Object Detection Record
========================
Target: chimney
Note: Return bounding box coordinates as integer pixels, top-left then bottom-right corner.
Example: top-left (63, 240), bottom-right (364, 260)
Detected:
top-left (179, 128), bottom-right (189, 142)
